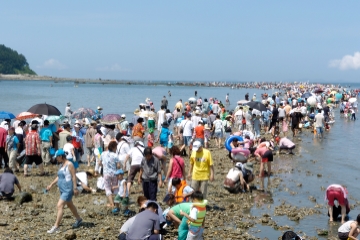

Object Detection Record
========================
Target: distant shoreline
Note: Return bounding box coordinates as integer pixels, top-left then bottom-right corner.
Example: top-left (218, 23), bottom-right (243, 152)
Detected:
top-left (0, 74), bottom-right (355, 88)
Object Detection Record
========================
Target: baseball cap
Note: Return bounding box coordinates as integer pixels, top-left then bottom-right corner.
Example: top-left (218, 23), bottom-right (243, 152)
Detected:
top-left (115, 169), bottom-right (124, 175)
top-left (121, 114), bottom-right (126, 118)
top-left (187, 113), bottom-right (192, 118)
top-left (192, 141), bottom-right (202, 152)
top-left (54, 149), bottom-right (66, 158)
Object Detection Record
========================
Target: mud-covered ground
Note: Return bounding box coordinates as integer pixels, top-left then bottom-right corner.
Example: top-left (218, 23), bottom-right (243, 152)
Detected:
top-left (0, 132), bottom-right (348, 240)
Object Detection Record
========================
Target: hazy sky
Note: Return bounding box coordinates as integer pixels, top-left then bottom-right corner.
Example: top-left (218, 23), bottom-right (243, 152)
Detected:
top-left (1, 1), bottom-right (360, 82)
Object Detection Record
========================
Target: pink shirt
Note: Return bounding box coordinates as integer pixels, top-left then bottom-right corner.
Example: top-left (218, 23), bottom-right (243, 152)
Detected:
top-left (0, 127), bottom-right (7, 147)
top-left (279, 137), bottom-right (295, 148)
top-left (254, 147), bottom-right (267, 157)
top-left (170, 155), bottom-right (185, 179)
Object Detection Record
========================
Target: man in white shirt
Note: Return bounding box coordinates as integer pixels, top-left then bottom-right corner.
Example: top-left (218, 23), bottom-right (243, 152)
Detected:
top-left (64, 102), bottom-right (73, 120)
top-left (191, 110), bottom-right (202, 128)
top-left (234, 107), bottom-right (244, 129)
top-left (157, 106), bottom-right (166, 131)
top-left (124, 141), bottom-right (145, 196)
top-left (179, 113), bottom-right (193, 154)
top-left (314, 109), bottom-right (325, 138)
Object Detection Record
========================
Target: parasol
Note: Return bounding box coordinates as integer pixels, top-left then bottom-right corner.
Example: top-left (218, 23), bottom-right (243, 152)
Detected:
top-left (101, 114), bottom-right (122, 125)
top-left (245, 101), bottom-right (267, 112)
top-left (46, 115), bottom-right (65, 123)
top-left (71, 108), bottom-right (96, 120)
top-left (301, 92), bottom-right (312, 99)
top-left (16, 112), bottom-right (38, 120)
top-left (27, 103), bottom-right (62, 116)
top-left (0, 111), bottom-right (16, 119)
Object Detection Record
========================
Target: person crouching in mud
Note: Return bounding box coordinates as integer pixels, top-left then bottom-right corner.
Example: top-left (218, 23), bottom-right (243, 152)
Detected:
top-left (223, 162), bottom-right (254, 193)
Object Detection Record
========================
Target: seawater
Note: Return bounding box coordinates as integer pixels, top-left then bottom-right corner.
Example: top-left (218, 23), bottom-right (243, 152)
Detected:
top-left (1, 80), bottom-right (359, 239)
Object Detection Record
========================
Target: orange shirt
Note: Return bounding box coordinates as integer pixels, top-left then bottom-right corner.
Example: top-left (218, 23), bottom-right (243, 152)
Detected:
top-left (132, 123), bottom-right (144, 138)
top-left (194, 125), bottom-right (205, 139)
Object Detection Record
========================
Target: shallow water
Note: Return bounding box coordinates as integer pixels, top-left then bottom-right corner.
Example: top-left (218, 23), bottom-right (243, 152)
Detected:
top-left (0, 80), bottom-right (359, 239)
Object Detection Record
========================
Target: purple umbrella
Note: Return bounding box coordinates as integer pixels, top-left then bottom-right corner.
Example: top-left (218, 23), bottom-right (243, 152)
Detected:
top-left (101, 114), bottom-right (122, 125)
top-left (71, 108), bottom-right (96, 120)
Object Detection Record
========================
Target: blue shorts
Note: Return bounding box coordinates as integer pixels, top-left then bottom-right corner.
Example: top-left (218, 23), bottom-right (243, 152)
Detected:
top-left (214, 131), bottom-right (223, 138)
top-left (184, 136), bottom-right (192, 146)
top-left (316, 127), bottom-right (323, 134)
top-left (194, 138), bottom-right (204, 146)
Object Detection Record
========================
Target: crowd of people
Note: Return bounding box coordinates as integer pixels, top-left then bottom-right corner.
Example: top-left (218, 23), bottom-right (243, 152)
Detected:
top-left (0, 82), bottom-right (359, 239)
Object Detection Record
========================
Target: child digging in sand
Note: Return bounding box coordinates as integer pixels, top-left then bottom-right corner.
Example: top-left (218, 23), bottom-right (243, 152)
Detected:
top-left (112, 169), bottom-right (130, 216)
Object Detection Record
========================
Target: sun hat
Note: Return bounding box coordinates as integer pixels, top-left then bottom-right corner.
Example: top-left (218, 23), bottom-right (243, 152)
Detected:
top-left (74, 123), bottom-right (81, 128)
top-left (135, 141), bottom-right (144, 147)
top-left (195, 110), bottom-right (201, 115)
top-left (54, 149), bottom-right (66, 158)
top-left (85, 169), bottom-right (95, 176)
top-left (244, 162), bottom-right (254, 172)
top-left (121, 114), bottom-right (126, 118)
top-left (115, 169), bottom-right (124, 175)
top-left (134, 109), bottom-right (140, 114)
top-left (97, 106), bottom-right (103, 110)
top-left (192, 141), bottom-right (202, 152)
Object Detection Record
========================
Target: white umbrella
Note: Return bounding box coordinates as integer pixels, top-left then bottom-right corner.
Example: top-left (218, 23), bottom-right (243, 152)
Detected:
top-left (349, 98), bottom-right (357, 103)
top-left (237, 100), bottom-right (249, 104)
top-left (307, 96), bottom-right (316, 106)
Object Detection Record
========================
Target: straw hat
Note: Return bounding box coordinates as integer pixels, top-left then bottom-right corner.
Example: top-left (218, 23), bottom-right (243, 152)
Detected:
top-left (134, 109), bottom-right (140, 115)
top-left (85, 169), bottom-right (95, 176)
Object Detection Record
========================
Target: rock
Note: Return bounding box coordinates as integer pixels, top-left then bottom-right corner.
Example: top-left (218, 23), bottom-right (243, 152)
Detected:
top-left (64, 230), bottom-right (77, 240)
top-left (317, 229), bottom-right (328, 235)
top-left (14, 192), bottom-right (32, 205)
top-left (0, 221), bottom-right (8, 226)
top-left (308, 196), bottom-right (316, 202)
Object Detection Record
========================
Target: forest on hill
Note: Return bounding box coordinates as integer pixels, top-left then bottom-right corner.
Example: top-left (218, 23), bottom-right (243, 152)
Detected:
top-left (0, 44), bottom-right (36, 75)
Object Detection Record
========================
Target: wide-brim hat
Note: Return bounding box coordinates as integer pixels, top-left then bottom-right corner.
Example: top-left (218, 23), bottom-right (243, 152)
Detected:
top-left (134, 109), bottom-right (140, 114)
top-left (85, 169), bottom-right (95, 176)
top-left (244, 162), bottom-right (254, 172)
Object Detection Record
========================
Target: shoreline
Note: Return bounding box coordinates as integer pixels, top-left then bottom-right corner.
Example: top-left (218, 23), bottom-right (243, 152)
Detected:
top-left (0, 74), bottom-right (351, 88)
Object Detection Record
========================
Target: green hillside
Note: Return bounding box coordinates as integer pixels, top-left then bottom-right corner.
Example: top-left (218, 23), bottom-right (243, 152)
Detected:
top-left (0, 44), bottom-right (36, 75)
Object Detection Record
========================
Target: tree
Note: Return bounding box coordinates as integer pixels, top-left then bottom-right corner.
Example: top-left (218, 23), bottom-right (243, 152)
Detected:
top-left (0, 44), bottom-right (36, 75)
